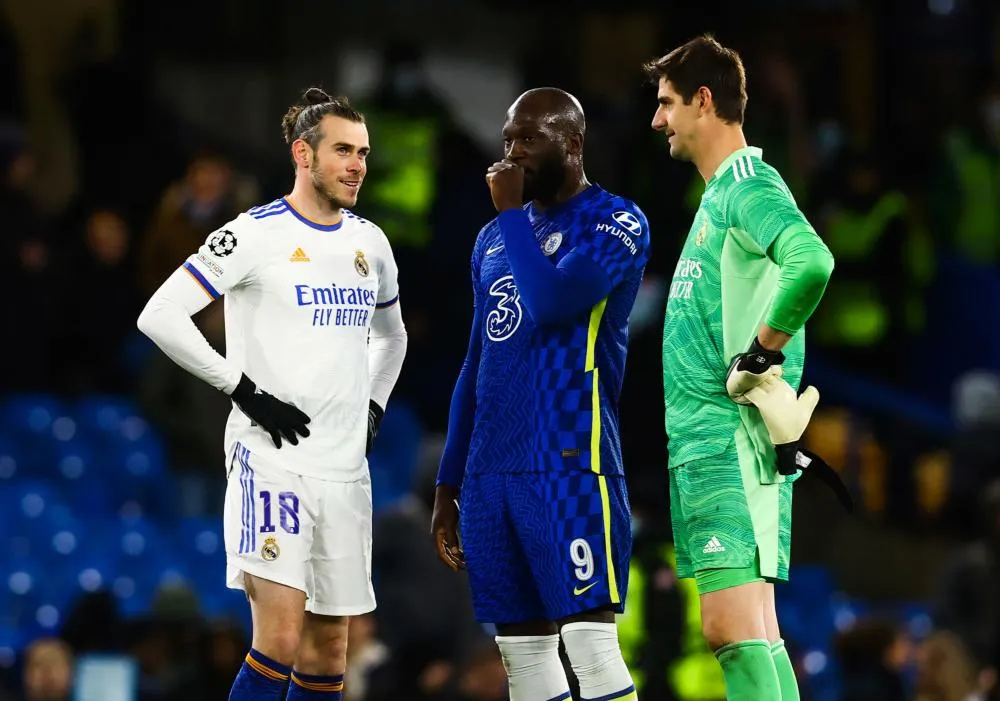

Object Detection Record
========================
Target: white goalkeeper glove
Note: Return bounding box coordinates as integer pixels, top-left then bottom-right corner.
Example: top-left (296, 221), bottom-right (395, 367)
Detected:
top-left (744, 373), bottom-right (853, 512)
top-left (744, 372), bottom-right (819, 447)
top-left (726, 337), bottom-right (786, 405)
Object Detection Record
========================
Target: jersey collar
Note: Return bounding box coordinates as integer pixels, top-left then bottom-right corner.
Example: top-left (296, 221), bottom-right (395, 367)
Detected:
top-left (527, 183), bottom-right (601, 220)
top-left (712, 146), bottom-right (763, 182)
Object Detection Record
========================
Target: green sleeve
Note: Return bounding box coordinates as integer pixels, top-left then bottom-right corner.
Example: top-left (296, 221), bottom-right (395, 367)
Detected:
top-left (765, 227), bottom-right (834, 335)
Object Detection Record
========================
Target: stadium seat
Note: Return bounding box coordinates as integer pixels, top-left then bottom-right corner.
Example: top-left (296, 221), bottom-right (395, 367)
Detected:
top-left (0, 394), bottom-right (65, 437)
top-left (72, 395), bottom-right (139, 439)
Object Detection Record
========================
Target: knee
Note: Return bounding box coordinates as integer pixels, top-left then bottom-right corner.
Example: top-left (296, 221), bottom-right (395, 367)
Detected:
top-left (255, 624), bottom-right (302, 667)
top-left (495, 633), bottom-right (560, 677)
top-left (296, 617), bottom-right (349, 673)
top-left (560, 622), bottom-right (624, 673)
top-left (701, 607), bottom-right (761, 652)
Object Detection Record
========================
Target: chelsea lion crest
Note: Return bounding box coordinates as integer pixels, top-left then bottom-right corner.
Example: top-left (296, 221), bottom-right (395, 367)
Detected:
top-left (354, 250), bottom-right (370, 277)
top-left (261, 537), bottom-right (280, 561)
top-left (542, 232), bottom-right (563, 256)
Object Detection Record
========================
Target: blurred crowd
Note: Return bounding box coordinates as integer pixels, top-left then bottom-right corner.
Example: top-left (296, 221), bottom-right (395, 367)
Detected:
top-left (2, 1), bottom-right (1000, 699)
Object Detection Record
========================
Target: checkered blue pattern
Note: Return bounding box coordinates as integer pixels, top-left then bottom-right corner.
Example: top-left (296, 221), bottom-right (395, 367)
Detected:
top-left (466, 185), bottom-right (650, 479)
top-left (461, 471), bottom-right (632, 624)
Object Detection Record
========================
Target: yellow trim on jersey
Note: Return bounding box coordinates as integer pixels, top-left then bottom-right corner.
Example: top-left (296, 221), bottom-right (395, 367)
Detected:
top-left (585, 298), bottom-right (620, 605)
top-left (585, 298), bottom-right (607, 371)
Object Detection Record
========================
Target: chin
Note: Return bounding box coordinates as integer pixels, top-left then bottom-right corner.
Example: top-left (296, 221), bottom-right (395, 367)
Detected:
top-left (668, 144), bottom-right (691, 162)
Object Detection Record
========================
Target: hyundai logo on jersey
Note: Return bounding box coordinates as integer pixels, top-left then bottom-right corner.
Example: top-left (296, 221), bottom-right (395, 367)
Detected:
top-left (295, 283), bottom-right (377, 327)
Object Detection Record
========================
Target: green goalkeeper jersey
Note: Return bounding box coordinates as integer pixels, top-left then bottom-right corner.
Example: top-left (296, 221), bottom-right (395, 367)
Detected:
top-left (663, 146), bottom-right (818, 469)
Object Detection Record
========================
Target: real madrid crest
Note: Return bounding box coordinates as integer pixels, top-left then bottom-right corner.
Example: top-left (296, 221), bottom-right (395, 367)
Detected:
top-left (542, 232), bottom-right (563, 256)
top-left (695, 224), bottom-right (707, 247)
top-left (261, 536), bottom-right (280, 561)
top-left (354, 250), bottom-right (370, 277)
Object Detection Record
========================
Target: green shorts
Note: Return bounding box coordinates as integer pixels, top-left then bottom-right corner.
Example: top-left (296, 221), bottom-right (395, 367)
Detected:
top-left (669, 427), bottom-right (793, 590)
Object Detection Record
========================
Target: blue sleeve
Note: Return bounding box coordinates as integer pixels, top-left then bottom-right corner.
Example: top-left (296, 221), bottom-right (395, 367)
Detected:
top-left (498, 209), bottom-right (612, 326)
top-left (571, 203), bottom-right (650, 288)
top-left (436, 267), bottom-right (483, 489)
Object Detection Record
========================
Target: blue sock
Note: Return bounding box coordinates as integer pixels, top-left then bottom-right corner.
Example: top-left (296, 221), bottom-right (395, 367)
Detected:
top-left (286, 671), bottom-right (344, 699)
top-left (229, 648), bottom-right (290, 700)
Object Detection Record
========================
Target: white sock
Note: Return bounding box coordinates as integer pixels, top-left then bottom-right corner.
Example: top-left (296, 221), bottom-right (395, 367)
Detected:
top-left (495, 634), bottom-right (572, 701)
top-left (561, 621), bottom-right (637, 700)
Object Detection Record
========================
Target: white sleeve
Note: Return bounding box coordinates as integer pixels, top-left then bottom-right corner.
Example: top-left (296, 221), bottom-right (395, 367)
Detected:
top-left (375, 233), bottom-right (400, 309)
top-left (136, 218), bottom-right (259, 394)
top-left (368, 301), bottom-right (407, 409)
top-left (368, 237), bottom-right (406, 408)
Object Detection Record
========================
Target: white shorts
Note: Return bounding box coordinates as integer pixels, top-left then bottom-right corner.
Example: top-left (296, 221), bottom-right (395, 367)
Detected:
top-left (223, 441), bottom-right (375, 616)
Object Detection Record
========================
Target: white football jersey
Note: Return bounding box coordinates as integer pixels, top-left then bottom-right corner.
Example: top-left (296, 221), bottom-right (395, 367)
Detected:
top-left (182, 198), bottom-right (400, 481)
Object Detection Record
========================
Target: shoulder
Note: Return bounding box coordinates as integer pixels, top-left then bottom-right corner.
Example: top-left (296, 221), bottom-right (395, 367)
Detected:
top-left (583, 188), bottom-right (650, 256)
top-left (720, 153), bottom-right (792, 206)
top-left (471, 217), bottom-right (502, 265)
top-left (343, 209), bottom-right (393, 253)
top-left (201, 210), bottom-right (267, 257)
top-left (595, 190), bottom-right (649, 236)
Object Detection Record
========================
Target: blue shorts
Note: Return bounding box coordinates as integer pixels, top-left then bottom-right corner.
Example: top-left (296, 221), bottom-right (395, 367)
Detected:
top-left (460, 471), bottom-right (632, 625)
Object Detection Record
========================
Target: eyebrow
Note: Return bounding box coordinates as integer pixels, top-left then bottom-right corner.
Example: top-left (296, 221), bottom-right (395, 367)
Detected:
top-left (333, 142), bottom-right (370, 152)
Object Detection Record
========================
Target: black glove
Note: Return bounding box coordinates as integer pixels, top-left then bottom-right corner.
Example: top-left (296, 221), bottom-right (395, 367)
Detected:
top-left (776, 444), bottom-right (854, 513)
top-left (366, 400), bottom-right (384, 455)
top-left (726, 337), bottom-right (786, 404)
top-left (230, 374), bottom-right (311, 449)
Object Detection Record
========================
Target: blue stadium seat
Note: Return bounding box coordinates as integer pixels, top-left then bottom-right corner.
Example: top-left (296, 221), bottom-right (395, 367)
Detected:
top-left (72, 395), bottom-right (139, 440)
top-left (0, 624), bottom-right (25, 672)
top-left (0, 433), bottom-right (22, 487)
top-left (368, 400), bottom-right (423, 512)
top-left (0, 394), bottom-right (65, 437)
top-left (0, 394), bottom-right (65, 474)
top-left (898, 601), bottom-right (933, 640)
top-left (0, 557), bottom-right (47, 628)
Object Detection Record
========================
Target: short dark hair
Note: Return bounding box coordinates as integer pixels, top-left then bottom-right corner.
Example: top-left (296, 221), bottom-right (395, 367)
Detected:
top-left (643, 34), bottom-right (747, 125)
top-left (281, 87), bottom-right (365, 152)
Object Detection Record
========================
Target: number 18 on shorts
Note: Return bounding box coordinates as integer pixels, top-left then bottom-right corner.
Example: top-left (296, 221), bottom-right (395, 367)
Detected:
top-left (222, 442), bottom-right (376, 616)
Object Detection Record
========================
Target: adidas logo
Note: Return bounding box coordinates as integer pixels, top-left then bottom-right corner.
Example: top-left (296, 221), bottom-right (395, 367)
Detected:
top-left (702, 537), bottom-right (726, 554)
top-left (289, 247), bottom-right (310, 262)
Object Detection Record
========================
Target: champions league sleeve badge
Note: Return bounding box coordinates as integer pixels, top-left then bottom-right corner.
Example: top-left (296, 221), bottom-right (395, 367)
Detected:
top-left (207, 229), bottom-right (237, 257)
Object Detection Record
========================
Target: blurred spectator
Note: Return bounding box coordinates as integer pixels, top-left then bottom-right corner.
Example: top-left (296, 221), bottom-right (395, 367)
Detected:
top-left (19, 638), bottom-right (72, 701)
top-left (834, 617), bottom-right (910, 701)
top-left (138, 301), bottom-right (230, 515)
top-left (370, 445), bottom-right (489, 698)
top-left (0, 121), bottom-right (64, 391)
top-left (192, 621), bottom-right (250, 701)
top-left (344, 614), bottom-right (389, 701)
top-left (60, 206), bottom-right (141, 394)
top-left (810, 146), bottom-right (932, 386)
top-left (59, 591), bottom-right (123, 656)
top-left (931, 77), bottom-right (1000, 265)
top-left (914, 630), bottom-right (989, 701)
top-left (945, 373), bottom-right (1000, 537)
top-left (137, 150), bottom-right (257, 297)
top-left (933, 480), bottom-right (1000, 680)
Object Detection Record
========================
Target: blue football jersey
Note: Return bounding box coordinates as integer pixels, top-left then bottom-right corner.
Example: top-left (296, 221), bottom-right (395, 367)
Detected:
top-left (466, 184), bottom-right (650, 478)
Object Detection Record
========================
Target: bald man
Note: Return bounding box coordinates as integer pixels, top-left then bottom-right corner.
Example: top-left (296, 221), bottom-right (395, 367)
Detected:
top-left (433, 88), bottom-right (649, 701)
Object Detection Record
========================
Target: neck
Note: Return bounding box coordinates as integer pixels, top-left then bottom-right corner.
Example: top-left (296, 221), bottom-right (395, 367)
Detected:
top-left (694, 126), bottom-right (748, 182)
top-left (533, 168), bottom-right (590, 212)
top-left (286, 176), bottom-right (343, 225)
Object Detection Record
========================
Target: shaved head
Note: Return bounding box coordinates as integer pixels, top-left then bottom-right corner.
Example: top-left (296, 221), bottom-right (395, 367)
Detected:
top-left (507, 87), bottom-right (586, 139)
top-left (502, 88), bottom-right (587, 203)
